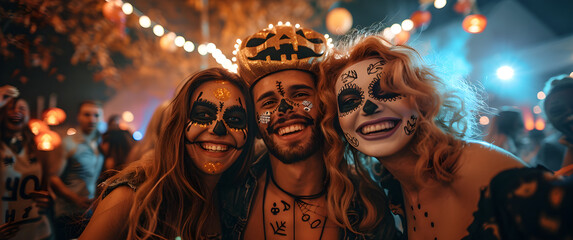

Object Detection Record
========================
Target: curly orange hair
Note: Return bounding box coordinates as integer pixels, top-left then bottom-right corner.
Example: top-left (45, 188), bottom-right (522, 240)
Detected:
top-left (320, 35), bottom-right (484, 187)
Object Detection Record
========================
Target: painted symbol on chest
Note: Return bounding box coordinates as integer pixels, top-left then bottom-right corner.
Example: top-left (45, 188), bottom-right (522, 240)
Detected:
top-left (270, 221), bottom-right (287, 236)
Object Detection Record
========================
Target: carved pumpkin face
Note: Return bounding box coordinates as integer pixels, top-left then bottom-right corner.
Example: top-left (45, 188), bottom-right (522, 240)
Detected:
top-left (237, 25), bottom-right (327, 87)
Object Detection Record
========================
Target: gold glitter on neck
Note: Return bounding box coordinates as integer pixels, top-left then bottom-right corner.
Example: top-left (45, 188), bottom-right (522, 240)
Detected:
top-left (203, 162), bottom-right (224, 174)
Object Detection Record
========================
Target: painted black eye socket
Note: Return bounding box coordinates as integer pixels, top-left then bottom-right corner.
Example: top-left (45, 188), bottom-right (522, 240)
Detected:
top-left (338, 83), bottom-right (364, 116)
top-left (190, 100), bottom-right (217, 125)
top-left (223, 106), bottom-right (247, 129)
top-left (369, 77), bottom-right (402, 102)
top-left (246, 33), bottom-right (276, 47)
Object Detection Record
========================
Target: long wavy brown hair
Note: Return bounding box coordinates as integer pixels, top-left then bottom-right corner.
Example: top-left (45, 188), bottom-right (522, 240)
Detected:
top-left (319, 35), bottom-right (484, 231)
top-left (95, 68), bottom-right (256, 240)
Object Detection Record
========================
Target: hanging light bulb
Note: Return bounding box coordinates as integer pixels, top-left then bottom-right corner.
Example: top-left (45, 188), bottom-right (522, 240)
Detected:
top-left (462, 14), bottom-right (487, 33)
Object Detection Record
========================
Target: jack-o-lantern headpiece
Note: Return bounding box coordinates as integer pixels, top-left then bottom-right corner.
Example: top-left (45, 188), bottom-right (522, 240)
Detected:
top-left (236, 25), bottom-right (327, 87)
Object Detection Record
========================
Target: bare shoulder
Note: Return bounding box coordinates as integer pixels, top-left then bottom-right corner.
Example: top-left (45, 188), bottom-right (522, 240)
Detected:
top-left (79, 186), bottom-right (135, 240)
top-left (453, 141), bottom-right (527, 189)
top-left (461, 140), bottom-right (527, 169)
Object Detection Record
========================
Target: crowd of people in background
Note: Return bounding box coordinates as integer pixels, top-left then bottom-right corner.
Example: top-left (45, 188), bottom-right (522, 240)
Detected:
top-left (0, 23), bottom-right (572, 240)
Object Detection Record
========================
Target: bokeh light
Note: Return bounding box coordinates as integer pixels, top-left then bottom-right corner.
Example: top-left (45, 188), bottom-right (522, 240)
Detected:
top-left (533, 105), bottom-right (542, 114)
top-left (139, 16), bottom-right (151, 28)
top-left (537, 91), bottom-right (546, 100)
top-left (434, 0), bottom-right (447, 9)
top-left (496, 66), bottom-right (514, 81)
top-left (479, 116), bottom-right (490, 125)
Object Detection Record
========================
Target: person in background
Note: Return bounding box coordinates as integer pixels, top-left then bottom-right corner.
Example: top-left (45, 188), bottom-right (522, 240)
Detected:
top-left (1, 96), bottom-right (52, 240)
top-left (540, 74), bottom-right (573, 176)
top-left (125, 102), bottom-right (170, 164)
top-left (483, 107), bottom-right (526, 158)
top-left (106, 115), bottom-right (121, 132)
top-left (222, 24), bottom-right (396, 239)
top-left (319, 35), bottom-right (525, 240)
top-left (50, 100), bottom-right (105, 240)
top-left (100, 129), bottom-right (135, 172)
top-left (79, 68), bottom-right (256, 239)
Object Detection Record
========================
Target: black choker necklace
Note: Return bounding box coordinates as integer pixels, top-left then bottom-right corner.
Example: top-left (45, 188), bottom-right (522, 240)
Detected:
top-left (262, 166), bottom-right (328, 240)
top-left (268, 166), bottom-right (326, 200)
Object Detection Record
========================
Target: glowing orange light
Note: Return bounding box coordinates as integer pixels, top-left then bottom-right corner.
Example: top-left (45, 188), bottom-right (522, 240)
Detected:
top-left (522, 107), bottom-right (534, 131)
top-left (326, 8), bottom-right (353, 35)
top-left (42, 108), bottom-right (66, 126)
top-left (463, 14), bottom-right (487, 34)
top-left (394, 31), bottom-right (411, 45)
top-left (28, 119), bottom-right (49, 135)
top-left (102, 0), bottom-right (126, 24)
top-left (35, 130), bottom-right (62, 151)
top-left (535, 118), bottom-right (545, 131)
top-left (454, 0), bottom-right (472, 14)
top-left (410, 10), bottom-right (432, 28)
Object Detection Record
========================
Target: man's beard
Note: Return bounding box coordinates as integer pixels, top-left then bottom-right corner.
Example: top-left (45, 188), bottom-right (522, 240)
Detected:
top-left (260, 115), bottom-right (321, 164)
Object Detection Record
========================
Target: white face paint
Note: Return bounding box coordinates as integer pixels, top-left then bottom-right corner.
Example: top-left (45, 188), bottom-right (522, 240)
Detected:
top-left (335, 58), bottom-right (418, 158)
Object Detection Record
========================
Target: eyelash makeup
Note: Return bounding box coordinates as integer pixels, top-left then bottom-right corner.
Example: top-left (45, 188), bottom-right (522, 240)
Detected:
top-left (189, 98), bottom-right (218, 126)
top-left (223, 105), bottom-right (247, 130)
top-left (368, 73), bottom-right (402, 102)
top-left (337, 83), bottom-right (364, 117)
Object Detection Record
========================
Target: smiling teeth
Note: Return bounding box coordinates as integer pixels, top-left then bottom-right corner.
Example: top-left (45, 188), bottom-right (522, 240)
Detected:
top-left (361, 121), bottom-right (396, 134)
top-left (201, 143), bottom-right (228, 152)
top-left (278, 124), bottom-right (304, 136)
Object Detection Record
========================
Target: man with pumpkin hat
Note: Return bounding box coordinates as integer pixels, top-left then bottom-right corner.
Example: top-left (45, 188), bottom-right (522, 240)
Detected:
top-left (218, 23), bottom-right (397, 239)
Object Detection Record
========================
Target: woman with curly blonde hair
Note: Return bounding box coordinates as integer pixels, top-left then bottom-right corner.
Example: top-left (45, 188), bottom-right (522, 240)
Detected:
top-left (319, 35), bottom-right (525, 240)
top-left (79, 68), bottom-right (256, 240)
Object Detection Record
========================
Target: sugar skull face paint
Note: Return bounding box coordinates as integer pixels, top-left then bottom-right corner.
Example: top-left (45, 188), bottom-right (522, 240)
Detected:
top-left (252, 70), bottom-right (321, 164)
top-left (185, 80), bottom-right (248, 175)
top-left (335, 58), bottom-right (418, 158)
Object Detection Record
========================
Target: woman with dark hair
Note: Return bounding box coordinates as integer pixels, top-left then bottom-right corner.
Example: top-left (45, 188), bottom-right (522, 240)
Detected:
top-left (319, 35), bottom-right (527, 239)
top-left (100, 129), bottom-right (136, 172)
top-left (79, 68), bottom-right (256, 240)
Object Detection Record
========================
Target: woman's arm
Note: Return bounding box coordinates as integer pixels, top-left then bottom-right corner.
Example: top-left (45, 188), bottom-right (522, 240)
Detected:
top-left (79, 186), bottom-right (135, 240)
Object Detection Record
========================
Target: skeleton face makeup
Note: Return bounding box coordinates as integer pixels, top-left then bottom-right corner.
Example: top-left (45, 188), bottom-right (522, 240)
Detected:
top-left (185, 80), bottom-right (248, 175)
top-left (252, 70), bottom-right (320, 164)
top-left (335, 58), bottom-right (417, 158)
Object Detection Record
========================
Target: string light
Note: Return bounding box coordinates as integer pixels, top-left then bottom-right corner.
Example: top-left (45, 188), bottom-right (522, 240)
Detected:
top-left (121, 1), bottom-right (236, 72)
top-left (153, 25), bottom-right (165, 36)
top-left (174, 36), bottom-right (185, 47)
top-left (121, 2), bottom-right (133, 15)
top-left (183, 41), bottom-right (195, 52)
top-left (139, 16), bottom-right (151, 28)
